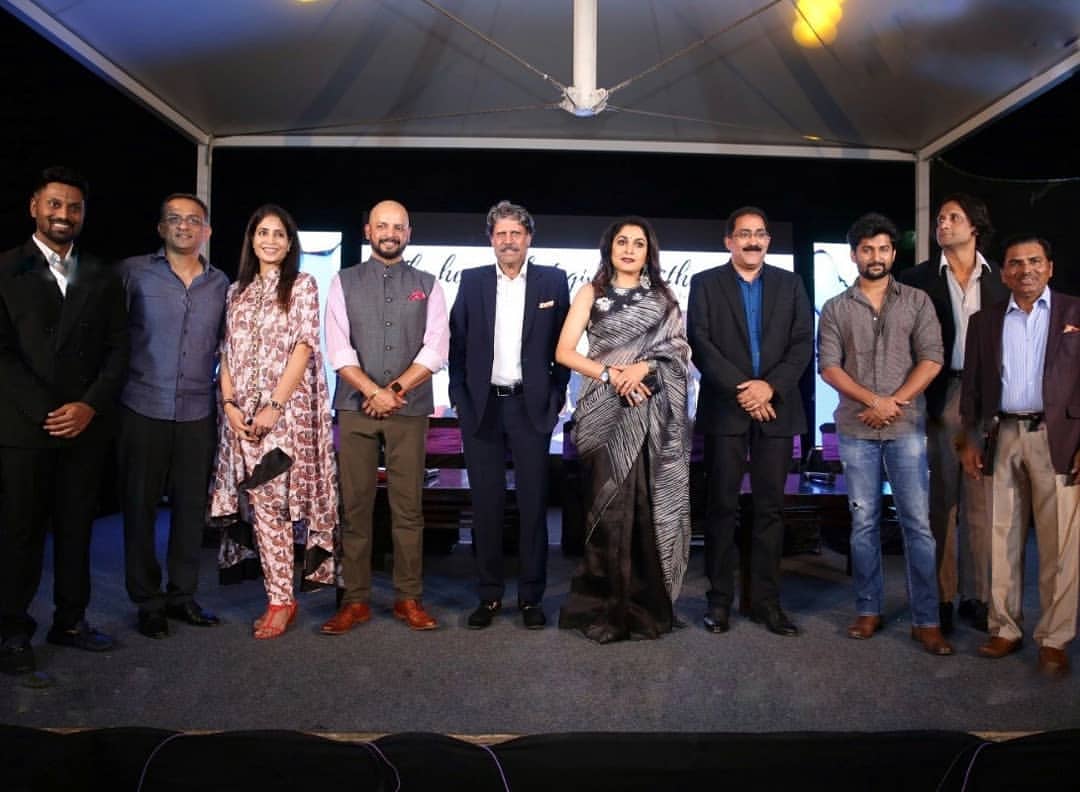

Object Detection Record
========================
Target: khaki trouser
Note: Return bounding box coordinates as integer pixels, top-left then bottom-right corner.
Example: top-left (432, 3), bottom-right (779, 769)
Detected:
top-left (338, 410), bottom-right (428, 602)
top-left (989, 417), bottom-right (1080, 649)
top-left (927, 378), bottom-right (993, 604)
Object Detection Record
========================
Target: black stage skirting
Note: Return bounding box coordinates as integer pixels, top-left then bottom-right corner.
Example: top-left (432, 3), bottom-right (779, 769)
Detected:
top-left (4, 726), bottom-right (1078, 791)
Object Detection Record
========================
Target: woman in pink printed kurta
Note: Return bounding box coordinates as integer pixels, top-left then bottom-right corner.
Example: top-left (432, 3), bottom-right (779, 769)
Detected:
top-left (209, 205), bottom-right (338, 639)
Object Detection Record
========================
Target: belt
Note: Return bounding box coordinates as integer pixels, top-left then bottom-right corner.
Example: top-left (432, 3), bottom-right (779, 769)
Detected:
top-left (491, 382), bottom-right (524, 397)
top-left (998, 411), bottom-right (1044, 429)
top-left (948, 369), bottom-right (963, 379)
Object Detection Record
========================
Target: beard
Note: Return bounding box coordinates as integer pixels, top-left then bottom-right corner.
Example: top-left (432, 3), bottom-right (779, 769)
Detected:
top-left (861, 264), bottom-right (891, 281)
top-left (373, 238), bottom-right (405, 260)
top-left (42, 221), bottom-right (78, 246)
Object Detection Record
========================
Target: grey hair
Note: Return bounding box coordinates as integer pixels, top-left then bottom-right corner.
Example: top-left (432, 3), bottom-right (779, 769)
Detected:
top-left (485, 200), bottom-right (535, 238)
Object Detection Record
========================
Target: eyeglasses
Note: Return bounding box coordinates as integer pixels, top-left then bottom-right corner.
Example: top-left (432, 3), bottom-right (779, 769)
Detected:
top-left (730, 229), bottom-right (770, 242)
top-left (164, 214), bottom-right (206, 228)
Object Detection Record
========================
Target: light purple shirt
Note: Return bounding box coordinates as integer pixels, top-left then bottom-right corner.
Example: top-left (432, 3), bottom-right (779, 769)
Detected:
top-left (324, 268), bottom-right (449, 375)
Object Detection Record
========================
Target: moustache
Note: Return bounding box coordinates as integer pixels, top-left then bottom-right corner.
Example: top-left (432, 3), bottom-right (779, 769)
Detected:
top-left (742, 246), bottom-right (763, 253)
top-left (499, 246), bottom-right (519, 253)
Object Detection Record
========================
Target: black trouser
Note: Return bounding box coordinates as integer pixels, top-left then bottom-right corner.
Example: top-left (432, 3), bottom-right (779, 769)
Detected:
top-left (704, 426), bottom-right (793, 609)
top-left (461, 391), bottom-right (551, 604)
top-left (0, 440), bottom-right (108, 639)
top-left (118, 407), bottom-right (216, 614)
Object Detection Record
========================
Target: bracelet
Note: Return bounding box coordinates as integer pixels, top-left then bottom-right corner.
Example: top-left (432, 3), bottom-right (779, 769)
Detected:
top-left (223, 398), bottom-right (238, 409)
top-left (269, 398), bottom-right (284, 412)
top-left (369, 387), bottom-right (382, 399)
top-left (867, 396), bottom-right (879, 410)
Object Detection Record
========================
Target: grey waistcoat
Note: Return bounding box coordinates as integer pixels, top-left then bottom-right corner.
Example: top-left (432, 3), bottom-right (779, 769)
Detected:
top-left (333, 259), bottom-right (435, 416)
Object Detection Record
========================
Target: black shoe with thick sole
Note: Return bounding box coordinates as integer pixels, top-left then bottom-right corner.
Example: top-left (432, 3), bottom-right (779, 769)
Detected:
top-left (137, 611), bottom-right (169, 639)
top-left (467, 600), bottom-right (501, 629)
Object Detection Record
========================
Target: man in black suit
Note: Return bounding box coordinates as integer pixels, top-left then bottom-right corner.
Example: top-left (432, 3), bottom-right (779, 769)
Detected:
top-left (0, 166), bottom-right (128, 675)
top-left (687, 206), bottom-right (813, 636)
top-left (448, 200), bottom-right (570, 630)
top-left (899, 194), bottom-right (1007, 634)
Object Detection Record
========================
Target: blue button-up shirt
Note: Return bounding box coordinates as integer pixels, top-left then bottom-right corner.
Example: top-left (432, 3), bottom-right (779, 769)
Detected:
top-left (120, 250), bottom-right (229, 421)
top-left (737, 273), bottom-right (763, 377)
top-left (1000, 286), bottom-right (1050, 413)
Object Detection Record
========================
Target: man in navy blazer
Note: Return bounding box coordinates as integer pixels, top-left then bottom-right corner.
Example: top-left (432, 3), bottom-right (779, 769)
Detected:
top-left (448, 200), bottom-right (570, 630)
top-left (0, 167), bottom-right (128, 676)
top-left (687, 206), bottom-right (813, 637)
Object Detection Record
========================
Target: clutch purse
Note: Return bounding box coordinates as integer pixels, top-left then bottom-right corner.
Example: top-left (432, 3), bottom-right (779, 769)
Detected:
top-left (238, 448), bottom-right (293, 490)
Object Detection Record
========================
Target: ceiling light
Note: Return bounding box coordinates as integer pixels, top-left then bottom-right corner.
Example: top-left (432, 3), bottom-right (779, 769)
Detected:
top-left (792, 0), bottom-right (843, 48)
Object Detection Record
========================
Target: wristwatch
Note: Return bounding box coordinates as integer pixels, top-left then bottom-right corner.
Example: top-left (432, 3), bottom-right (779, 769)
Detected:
top-left (390, 382), bottom-right (403, 394)
top-left (599, 366), bottom-right (610, 384)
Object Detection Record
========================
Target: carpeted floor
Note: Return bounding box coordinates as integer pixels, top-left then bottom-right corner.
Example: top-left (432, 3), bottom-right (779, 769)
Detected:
top-left (2, 510), bottom-right (1076, 736)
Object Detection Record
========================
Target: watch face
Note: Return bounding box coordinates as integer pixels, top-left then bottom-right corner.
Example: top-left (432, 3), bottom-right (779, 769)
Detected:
top-left (391, 382), bottom-right (402, 393)
top-left (600, 369), bottom-right (609, 384)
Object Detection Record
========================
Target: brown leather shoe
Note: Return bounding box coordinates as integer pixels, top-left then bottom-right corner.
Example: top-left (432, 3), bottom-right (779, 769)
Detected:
top-left (1037, 646), bottom-right (1071, 678)
top-left (847, 615), bottom-right (882, 640)
top-left (393, 599), bottom-right (437, 630)
top-left (978, 635), bottom-right (1023, 659)
top-left (911, 626), bottom-right (954, 656)
top-left (320, 603), bottom-right (371, 635)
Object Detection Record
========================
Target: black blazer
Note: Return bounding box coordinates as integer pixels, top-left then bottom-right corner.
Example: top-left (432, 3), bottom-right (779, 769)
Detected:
top-left (961, 290), bottom-right (1080, 476)
top-left (448, 264), bottom-right (570, 435)
top-left (899, 256), bottom-right (1008, 419)
top-left (687, 263), bottom-right (812, 436)
top-left (0, 240), bottom-right (128, 449)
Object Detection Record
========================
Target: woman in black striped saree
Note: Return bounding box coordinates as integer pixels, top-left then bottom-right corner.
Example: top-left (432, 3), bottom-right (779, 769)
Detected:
top-left (555, 217), bottom-right (691, 643)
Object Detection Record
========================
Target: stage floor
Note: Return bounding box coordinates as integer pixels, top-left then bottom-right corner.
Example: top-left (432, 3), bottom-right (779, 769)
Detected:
top-left (2, 510), bottom-right (1077, 736)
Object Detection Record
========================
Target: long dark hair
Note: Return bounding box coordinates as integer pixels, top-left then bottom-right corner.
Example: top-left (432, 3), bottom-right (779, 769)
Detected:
top-left (236, 204), bottom-right (301, 311)
top-left (591, 216), bottom-right (676, 305)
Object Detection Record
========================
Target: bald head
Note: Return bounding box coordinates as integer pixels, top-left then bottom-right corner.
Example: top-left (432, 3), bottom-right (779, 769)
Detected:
top-left (366, 200), bottom-right (411, 264)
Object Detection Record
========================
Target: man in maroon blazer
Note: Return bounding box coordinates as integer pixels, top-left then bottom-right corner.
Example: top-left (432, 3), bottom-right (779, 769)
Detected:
top-left (959, 233), bottom-right (1080, 678)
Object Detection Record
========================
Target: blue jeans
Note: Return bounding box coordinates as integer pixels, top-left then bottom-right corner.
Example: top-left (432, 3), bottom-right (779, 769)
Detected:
top-left (839, 431), bottom-right (940, 627)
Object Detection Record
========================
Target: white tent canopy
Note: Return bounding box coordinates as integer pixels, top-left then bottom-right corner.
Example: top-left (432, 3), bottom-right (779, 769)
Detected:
top-left (5, 0), bottom-right (1079, 256)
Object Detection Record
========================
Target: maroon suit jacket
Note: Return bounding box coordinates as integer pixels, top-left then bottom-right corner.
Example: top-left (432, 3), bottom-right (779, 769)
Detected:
top-left (960, 289), bottom-right (1080, 475)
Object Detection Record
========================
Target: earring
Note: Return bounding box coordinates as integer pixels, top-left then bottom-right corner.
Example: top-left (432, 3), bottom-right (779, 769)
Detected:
top-left (640, 269), bottom-right (651, 290)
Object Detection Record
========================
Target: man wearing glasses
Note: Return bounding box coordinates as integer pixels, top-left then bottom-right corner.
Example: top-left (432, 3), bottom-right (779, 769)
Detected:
top-left (687, 206), bottom-right (813, 637)
top-left (118, 194), bottom-right (228, 639)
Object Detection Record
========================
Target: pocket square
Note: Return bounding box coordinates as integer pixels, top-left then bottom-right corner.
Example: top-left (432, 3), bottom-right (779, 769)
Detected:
top-left (407, 289), bottom-right (427, 302)
top-left (1064, 324), bottom-right (1080, 334)
top-left (538, 300), bottom-right (555, 309)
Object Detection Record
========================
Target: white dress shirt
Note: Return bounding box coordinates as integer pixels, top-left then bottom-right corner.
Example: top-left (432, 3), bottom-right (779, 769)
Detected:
top-left (32, 235), bottom-right (74, 296)
top-left (939, 250), bottom-right (990, 371)
top-left (491, 261), bottom-right (528, 385)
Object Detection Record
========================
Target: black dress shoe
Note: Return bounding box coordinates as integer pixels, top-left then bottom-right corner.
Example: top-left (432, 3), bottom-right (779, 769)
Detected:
top-left (519, 602), bottom-right (546, 630)
top-left (939, 601), bottom-right (955, 635)
top-left (166, 601), bottom-right (221, 626)
top-left (0, 635), bottom-right (35, 675)
top-left (584, 623), bottom-right (628, 644)
top-left (959, 599), bottom-right (989, 633)
top-left (46, 621), bottom-right (114, 652)
top-left (137, 611), bottom-right (169, 639)
top-left (467, 600), bottom-right (501, 629)
top-left (751, 602), bottom-right (799, 637)
top-left (703, 604), bottom-right (730, 634)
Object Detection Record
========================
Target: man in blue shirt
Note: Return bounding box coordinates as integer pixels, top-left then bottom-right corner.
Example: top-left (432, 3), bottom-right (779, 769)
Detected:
top-left (959, 234), bottom-right (1080, 677)
top-left (119, 193), bottom-right (229, 639)
top-left (688, 206), bottom-right (813, 637)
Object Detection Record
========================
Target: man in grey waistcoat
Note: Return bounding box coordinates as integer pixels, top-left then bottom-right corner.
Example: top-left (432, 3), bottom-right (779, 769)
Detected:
top-left (320, 200), bottom-right (449, 633)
